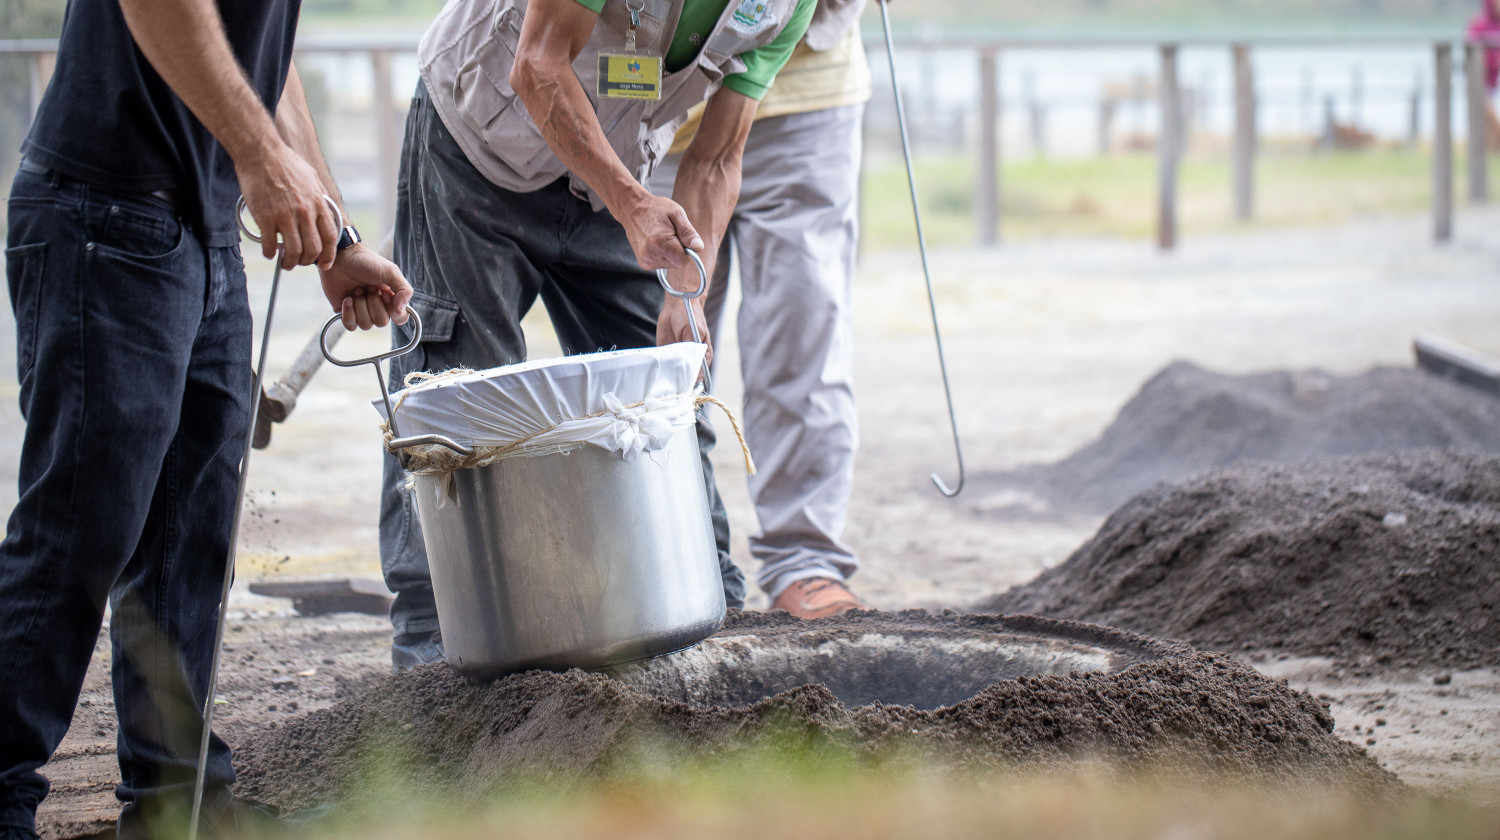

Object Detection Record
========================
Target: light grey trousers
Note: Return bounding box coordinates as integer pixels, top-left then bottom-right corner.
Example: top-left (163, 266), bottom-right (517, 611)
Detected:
top-left (651, 103), bottom-right (864, 601)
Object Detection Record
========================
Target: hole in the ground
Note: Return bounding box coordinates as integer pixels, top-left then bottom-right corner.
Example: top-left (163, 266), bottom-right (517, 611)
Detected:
top-left (606, 630), bottom-right (1125, 710)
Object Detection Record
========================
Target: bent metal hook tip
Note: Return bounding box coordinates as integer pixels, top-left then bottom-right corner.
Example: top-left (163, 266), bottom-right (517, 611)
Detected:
top-left (880, 0), bottom-right (965, 499)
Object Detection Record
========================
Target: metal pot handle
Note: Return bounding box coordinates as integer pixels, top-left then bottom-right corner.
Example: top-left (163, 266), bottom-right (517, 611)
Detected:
top-left (386, 433), bottom-right (474, 456)
top-left (318, 309), bottom-right (424, 438)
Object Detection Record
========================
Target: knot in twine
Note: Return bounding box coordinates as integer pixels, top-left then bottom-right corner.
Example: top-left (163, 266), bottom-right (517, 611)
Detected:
top-left (382, 373), bottom-right (755, 478)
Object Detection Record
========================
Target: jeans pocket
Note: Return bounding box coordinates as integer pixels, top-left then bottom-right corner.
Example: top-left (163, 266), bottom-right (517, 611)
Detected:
top-left (5, 242), bottom-right (47, 382)
top-left (92, 201), bottom-right (186, 262)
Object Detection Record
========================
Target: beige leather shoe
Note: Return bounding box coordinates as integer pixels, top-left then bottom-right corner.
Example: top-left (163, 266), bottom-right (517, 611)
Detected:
top-left (770, 577), bottom-right (868, 619)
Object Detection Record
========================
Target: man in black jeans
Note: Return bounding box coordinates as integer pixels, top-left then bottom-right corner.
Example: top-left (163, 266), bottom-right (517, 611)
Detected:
top-left (0, 1), bottom-right (411, 838)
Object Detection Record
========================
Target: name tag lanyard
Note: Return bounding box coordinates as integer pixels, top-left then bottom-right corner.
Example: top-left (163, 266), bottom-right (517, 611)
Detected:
top-left (598, 0), bottom-right (663, 100)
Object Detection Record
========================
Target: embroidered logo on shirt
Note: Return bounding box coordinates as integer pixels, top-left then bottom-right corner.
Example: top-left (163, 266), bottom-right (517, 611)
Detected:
top-left (729, 0), bottom-right (776, 35)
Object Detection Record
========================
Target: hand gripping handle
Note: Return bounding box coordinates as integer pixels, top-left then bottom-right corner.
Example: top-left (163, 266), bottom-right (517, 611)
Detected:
top-left (235, 194), bottom-right (344, 245)
top-left (655, 248), bottom-right (711, 389)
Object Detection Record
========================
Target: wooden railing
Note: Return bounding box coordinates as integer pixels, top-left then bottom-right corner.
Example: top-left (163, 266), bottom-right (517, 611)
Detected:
top-left (2, 31), bottom-right (1493, 249)
top-left (884, 33), bottom-right (1493, 248)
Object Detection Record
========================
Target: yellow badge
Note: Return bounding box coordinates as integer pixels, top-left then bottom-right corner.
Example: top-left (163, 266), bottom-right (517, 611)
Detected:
top-left (597, 50), bottom-right (662, 100)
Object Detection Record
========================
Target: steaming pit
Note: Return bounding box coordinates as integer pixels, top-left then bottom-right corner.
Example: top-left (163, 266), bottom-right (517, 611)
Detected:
top-left (606, 620), bottom-right (1138, 710)
top-left (234, 610), bottom-right (1399, 813)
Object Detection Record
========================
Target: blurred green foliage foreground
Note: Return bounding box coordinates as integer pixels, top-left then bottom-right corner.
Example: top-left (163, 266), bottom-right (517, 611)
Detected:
top-left (249, 740), bottom-right (1499, 840)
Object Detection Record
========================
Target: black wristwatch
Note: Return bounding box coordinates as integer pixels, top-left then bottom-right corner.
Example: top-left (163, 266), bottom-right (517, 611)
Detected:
top-left (336, 225), bottom-right (362, 253)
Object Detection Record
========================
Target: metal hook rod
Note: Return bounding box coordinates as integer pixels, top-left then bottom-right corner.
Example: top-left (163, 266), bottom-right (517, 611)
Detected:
top-left (189, 246), bottom-right (285, 840)
top-left (191, 193), bottom-right (356, 840)
top-left (878, 0), bottom-right (965, 498)
top-left (316, 309), bottom-right (425, 439)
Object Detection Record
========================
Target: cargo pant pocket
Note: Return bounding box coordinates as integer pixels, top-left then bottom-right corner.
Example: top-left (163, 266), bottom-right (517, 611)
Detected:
top-left (389, 290), bottom-right (461, 389)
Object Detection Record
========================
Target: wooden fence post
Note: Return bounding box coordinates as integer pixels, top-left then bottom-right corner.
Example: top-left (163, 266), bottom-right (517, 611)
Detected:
top-left (1300, 67), bottom-right (1315, 134)
top-left (1409, 69), bottom-right (1423, 149)
top-left (28, 51), bottom-right (56, 120)
top-left (1232, 44), bottom-right (1255, 221)
top-left (1098, 100), bottom-right (1115, 156)
top-left (1157, 44), bottom-right (1181, 251)
top-left (977, 48), bottom-right (1001, 245)
top-left (1466, 42), bottom-right (1489, 203)
top-left (1351, 65), bottom-right (1364, 126)
top-left (1435, 42), bottom-right (1454, 242)
top-left (1024, 69), bottom-right (1047, 158)
top-left (371, 49), bottom-right (399, 240)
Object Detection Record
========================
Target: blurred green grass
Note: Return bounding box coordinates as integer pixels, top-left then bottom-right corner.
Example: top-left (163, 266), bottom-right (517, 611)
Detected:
top-left (265, 739), bottom-right (1500, 840)
top-left (860, 145), bottom-right (1475, 249)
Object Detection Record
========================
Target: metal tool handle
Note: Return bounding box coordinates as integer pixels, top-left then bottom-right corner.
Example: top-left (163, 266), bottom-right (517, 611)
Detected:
top-left (235, 194), bottom-right (344, 244)
top-left (655, 248), bottom-right (712, 390)
top-left (318, 309), bottom-right (424, 438)
top-left (197, 194), bottom-right (337, 840)
top-left (879, 0), bottom-right (965, 498)
top-left (319, 309), bottom-right (423, 368)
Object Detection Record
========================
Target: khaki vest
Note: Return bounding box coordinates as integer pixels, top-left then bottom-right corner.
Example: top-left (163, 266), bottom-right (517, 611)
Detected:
top-left (418, 0), bottom-right (804, 209)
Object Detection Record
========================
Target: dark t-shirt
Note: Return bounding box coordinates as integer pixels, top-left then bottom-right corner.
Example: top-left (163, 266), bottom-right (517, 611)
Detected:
top-left (22, 0), bottom-right (302, 247)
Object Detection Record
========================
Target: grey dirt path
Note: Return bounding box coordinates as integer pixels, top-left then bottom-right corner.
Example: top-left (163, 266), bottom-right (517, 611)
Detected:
top-left (3, 209), bottom-right (1500, 837)
top-left (2, 209), bottom-right (1497, 609)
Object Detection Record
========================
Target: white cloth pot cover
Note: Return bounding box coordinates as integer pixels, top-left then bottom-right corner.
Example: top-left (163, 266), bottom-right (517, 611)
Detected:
top-left (376, 343), bottom-right (707, 462)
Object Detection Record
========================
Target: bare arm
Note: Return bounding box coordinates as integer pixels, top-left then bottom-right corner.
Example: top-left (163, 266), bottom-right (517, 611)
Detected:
top-left (657, 88), bottom-right (758, 357)
top-left (511, 0), bottom-right (702, 271)
top-left (276, 65), bottom-right (412, 328)
top-left (117, 0), bottom-right (335, 270)
top-left (274, 63), bottom-right (343, 269)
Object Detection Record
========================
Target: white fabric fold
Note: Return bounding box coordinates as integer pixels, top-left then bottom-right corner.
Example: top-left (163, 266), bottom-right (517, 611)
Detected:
top-left (376, 343), bottom-right (706, 462)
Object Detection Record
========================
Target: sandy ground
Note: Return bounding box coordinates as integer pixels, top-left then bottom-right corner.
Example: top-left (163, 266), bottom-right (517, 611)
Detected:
top-left (5, 209), bottom-right (1500, 836)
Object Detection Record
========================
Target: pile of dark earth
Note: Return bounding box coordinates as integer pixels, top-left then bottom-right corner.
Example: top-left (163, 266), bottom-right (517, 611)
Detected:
top-left (996, 361), bottom-right (1500, 514)
top-left (978, 449), bottom-right (1500, 671)
top-left (233, 611), bottom-right (1395, 813)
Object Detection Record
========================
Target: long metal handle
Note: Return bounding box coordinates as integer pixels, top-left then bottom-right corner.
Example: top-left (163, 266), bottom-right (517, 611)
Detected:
top-left (655, 248), bottom-right (713, 392)
top-left (318, 309), bottom-right (424, 438)
top-left (191, 202), bottom-right (305, 840)
top-left (879, 0), bottom-right (965, 498)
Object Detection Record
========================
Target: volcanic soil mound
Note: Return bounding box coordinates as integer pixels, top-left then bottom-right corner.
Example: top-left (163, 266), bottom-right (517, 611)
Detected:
top-left (1006, 362), bottom-right (1500, 513)
top-left (234, 611), bottom-right (1394, 812)
top-left (979, 449), bottom-right (1500, 670)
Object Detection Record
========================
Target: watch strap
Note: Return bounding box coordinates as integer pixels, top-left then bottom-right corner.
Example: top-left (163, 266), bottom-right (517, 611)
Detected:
top-left (336, 225), bottom-right (362, 253)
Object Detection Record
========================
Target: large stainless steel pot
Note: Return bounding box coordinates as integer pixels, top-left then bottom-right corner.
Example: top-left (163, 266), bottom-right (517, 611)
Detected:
top-left (319, 251), bottom-right (727, 681)
top-left (408, 426), bottom-right (726, 679)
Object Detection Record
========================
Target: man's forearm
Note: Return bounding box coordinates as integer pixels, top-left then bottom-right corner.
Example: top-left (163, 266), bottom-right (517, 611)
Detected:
top-left (511, 0), bottom-right (647, 218)
top-left (118, 0), bottom-right (283, 169)
top-left (276, 64), bottom-right (343, 211)
top-left (512, 57), bottom-right (647, 217)
top-left (670, 155), bottom-right (740, 290)
top-left (667, 90), bottom-right (758, 292)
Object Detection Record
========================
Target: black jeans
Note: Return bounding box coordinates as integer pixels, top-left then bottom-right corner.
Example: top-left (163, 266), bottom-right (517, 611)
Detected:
top-left (0, 165), bottom-right (247, 834)
top-left (378, 81), bottom-right (746, 639)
